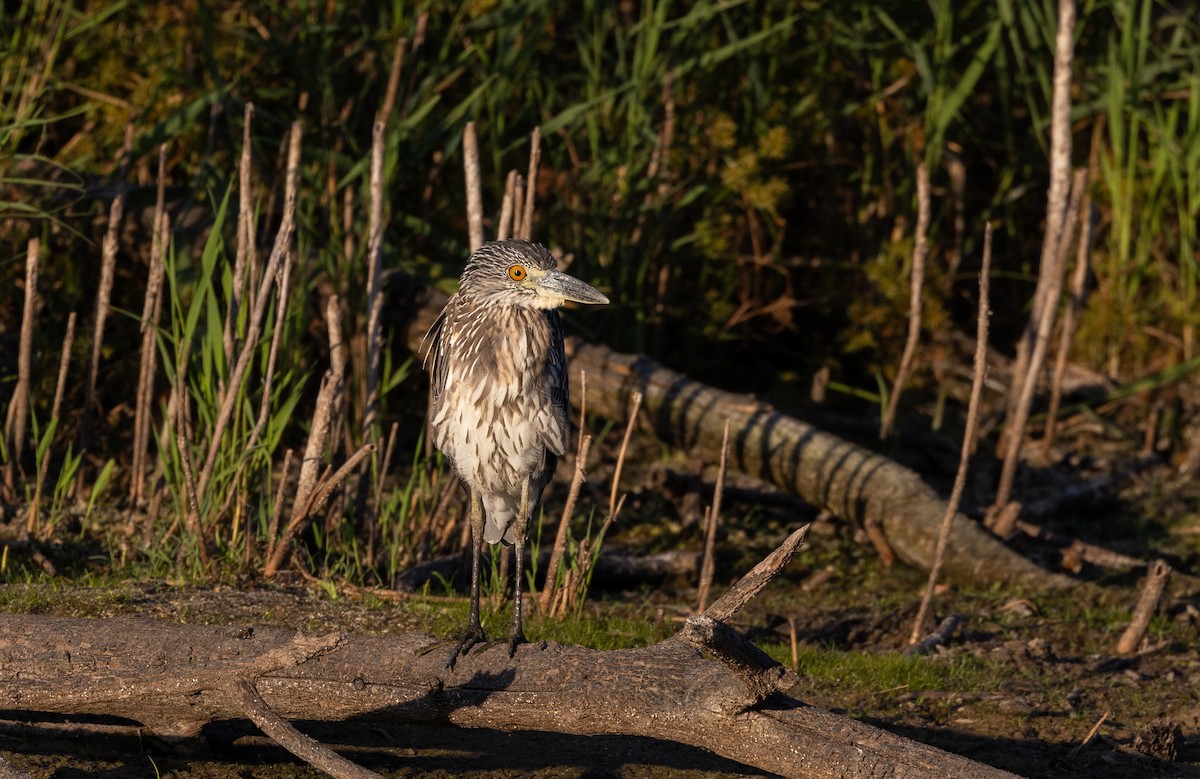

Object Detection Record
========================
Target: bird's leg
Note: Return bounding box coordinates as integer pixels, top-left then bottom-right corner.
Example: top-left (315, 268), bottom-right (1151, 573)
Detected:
top-left (447, 489), bottom-right (487, 669)
top-left (508, 478), bottom-right (531, 657)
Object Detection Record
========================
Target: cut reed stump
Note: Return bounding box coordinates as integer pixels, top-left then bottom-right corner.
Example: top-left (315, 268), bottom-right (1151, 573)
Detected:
top-left (0, 529), bottom-right (1017, 779)
top-left (403, 285), bottom-right (1070, 590)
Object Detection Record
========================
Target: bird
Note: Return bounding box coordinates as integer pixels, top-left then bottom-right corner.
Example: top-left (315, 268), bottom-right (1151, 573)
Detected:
top-left (423, 239), bottom-right (609, 667)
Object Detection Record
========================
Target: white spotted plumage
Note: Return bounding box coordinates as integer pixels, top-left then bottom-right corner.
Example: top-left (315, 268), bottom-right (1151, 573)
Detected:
top-left (424, 241), bottom-right (571, 544)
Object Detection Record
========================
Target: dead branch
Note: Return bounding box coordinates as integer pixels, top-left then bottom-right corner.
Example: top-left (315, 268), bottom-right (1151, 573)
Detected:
top-left (364, 118), bottom-right (387, 436)
top-left (697, 419), bottom-right (730, 612)
top-left (910, 222), bottom-right (991, 644)
top-left (519, 126), bottom-right (541, 240)
top-left (1115, 559), bottom-right (1172, 656)
top-left (703, 524), bottom-right (810, 622)
top-left (5, 237), bottom-right (38, 499)
top-left (463, 121), bottom-right (484, 251)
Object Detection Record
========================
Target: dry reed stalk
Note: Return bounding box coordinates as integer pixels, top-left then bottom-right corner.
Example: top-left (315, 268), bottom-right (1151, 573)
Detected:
top-left (131, 147), bottom-right (170, 505)
top-left (881, 162), bottom-right (931, 439)
top-left (463, 121), bottom-right (485, 251)
top-left (697, 419), bottom-right (731, 612)
top-left (176, 434), bottom-right (210, 569)
top-left (363, 120), bottom-right (387, 436)
top-left (561, 493), bottom-right (625, 617)
top-left (366, 421), bottom-right (401, 568)
top-left (909, 223), bottom-right (993, 646)
top-left (264, 449), bottom-right (295, 562)
top-left (1115, 559), bottom-right (1172, 656)
top-left (224, 103), bottom-right (256, 367)
top-left (519, 127), bottom-right (541, 240)
top-left (77, 172), bottom-right (126, 499)
top-left (538, 433), bottom-right (593, 614)
top-left (379, 37), bottom-right (409, 122)
top-left (290, 370), bottom-right (338, 533)
top-left (325, 295), bottom-right (348, 452)
top-left (1000, 0), bottom-right (1076, 456)
top-left (993, 168), bottom-right (1088, 515)
top-left (497, 170), bottom-right (517, 241)
top-left (30, 312), bottom-right (76, 535)
top-left (197, 121), bottom-right (301, 499)
top-left (343, 187), bottom-right (355, 262)
top-left (401, 14), bottom-right (429, 115)
top-left (213, 245), bottom-right (296, 535)
top-left (945, 151), bottom-right (966, 292)
top-left (511, 174), bottom-right (525, 244)
top-left (5, 237), bottom-right (39, 498)
top-left (264, 443), bottom-right (376, 577)
top-left (608, 390), bottom-right (643, 519)
top-left (1041, 200), bottom-right (1096, 463)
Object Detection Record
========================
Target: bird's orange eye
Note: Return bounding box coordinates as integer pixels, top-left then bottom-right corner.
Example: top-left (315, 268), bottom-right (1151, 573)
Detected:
top-left (507, 265), bottom-right (527, 281)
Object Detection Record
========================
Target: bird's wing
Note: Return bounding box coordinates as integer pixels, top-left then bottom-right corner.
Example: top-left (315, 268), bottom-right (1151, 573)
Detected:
top-left (421, 294), bottom-right (454, 401)
top-left (545, 309), bottom-right (571, 456)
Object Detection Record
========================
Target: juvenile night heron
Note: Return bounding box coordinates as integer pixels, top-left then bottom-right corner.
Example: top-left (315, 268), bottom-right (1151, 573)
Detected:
top-left (424, 240), bottom-right (608, 666)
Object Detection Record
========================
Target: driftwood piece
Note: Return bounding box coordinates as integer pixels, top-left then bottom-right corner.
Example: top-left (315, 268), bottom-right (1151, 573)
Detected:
top-left (402, 287), bottom-right (1068, 589)
top-left (0, 612), bottom-right (1019, 779)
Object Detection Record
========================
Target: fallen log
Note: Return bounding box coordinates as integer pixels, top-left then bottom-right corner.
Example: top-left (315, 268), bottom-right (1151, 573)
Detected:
top-left (402, 285), bottom-right (1070, 590)
top-left (0, 526), bottom-right (1019, 778)
top-left (0, 616), bottom-right (1018, 779)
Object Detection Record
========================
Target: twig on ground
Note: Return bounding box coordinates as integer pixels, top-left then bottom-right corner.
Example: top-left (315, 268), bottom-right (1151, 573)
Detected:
top-left (909, 223), bottom-right (992, 645)
top-left (905, 613), bottom-right (963, 656)
top-left (1013, 519), bottom-right (1146, 573)
top-left (697, 419), bottom-right (731, 612)
top-left (882, 162), bottom-right (930, 439)
top-left (463, 121), bottom-right (484, 252)
top-left (1068, 711), bottom-right (1110, 761)
top-left (1116, 559), bottom-right (1172, 656)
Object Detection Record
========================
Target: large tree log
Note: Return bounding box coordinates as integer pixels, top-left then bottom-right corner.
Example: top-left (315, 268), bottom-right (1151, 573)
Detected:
top-left (402, 286), bottom-right (1069, 589)
top-left (0, 611), bottom-right (1019, 779)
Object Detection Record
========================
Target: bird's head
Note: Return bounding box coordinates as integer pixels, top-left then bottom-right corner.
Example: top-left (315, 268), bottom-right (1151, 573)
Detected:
top-left (459, 240), bottom-right (609, 310)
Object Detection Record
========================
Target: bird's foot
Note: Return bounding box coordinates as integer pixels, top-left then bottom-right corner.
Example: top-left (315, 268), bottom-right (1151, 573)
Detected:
top-left (445, 624), bottom-right (489, 670)
top-left (507, 630), bottom-right (526, 658)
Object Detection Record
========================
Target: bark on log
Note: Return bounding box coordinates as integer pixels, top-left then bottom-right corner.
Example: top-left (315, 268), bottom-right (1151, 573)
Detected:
top-left (0, 612), bottom-right (1019, 779)
top-left (403, 286), bottom-right (1070, 590)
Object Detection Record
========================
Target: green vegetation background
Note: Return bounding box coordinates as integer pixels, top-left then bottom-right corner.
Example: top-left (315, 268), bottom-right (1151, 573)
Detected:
top-left (1, 0), bottom-right (1198, 582)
